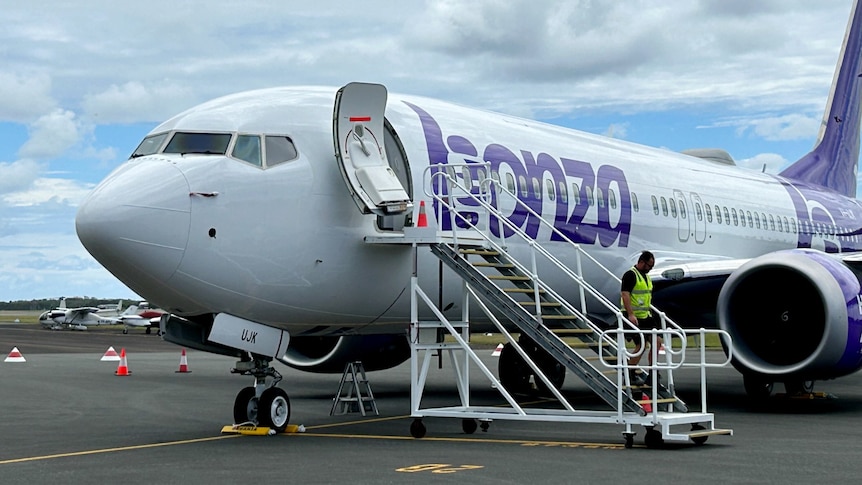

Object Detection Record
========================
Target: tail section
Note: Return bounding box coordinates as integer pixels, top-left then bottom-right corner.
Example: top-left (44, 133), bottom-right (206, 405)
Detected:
top-left (780, 0), bottom-right (862, 197)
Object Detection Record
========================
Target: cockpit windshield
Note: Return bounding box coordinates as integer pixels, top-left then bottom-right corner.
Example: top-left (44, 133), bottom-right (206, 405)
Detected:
top-left (130, 133), bottom-right (169, 158)
top-left (164, 132), bottom-right (231, 155)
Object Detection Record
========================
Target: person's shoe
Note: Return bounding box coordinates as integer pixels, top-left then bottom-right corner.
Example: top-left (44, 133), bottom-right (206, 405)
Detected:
top-left (629, 370), bottom-right (646, 386)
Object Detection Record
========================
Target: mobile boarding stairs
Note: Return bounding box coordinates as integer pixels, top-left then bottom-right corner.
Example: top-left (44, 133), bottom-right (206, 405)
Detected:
top-left (366, 164), bottom-right (733, 448)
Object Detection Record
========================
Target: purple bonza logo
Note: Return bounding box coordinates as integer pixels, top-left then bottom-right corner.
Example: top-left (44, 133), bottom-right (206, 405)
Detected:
top-left (405, 102), bottom-right (631, 248)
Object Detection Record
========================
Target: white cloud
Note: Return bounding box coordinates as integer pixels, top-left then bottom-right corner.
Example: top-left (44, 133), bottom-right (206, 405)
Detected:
top-left (82, 81), bottom-right (197, 124)
top-left (3, 177), bottom-right (93, 207)
top-left (0, 72), bottom-right (56, 122)
top-left (0, 160), bottom-right (41, 196)
top-left (738, 153), bottom-right (789, 173)
top-left (603, 123), bottom-right (630, 139)
top-left (18, 109), bottom-right (81, 159)
top-left (738, 114), bottom-right (821, 141)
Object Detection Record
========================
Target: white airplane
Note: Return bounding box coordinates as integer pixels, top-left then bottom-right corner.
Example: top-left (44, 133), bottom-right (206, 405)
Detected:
top-left (116, 303), bottom-right (166, 334)
top-left (76, 2), bottom-right (862, 431)
top-left (39, 298), bottom-right (133, 330)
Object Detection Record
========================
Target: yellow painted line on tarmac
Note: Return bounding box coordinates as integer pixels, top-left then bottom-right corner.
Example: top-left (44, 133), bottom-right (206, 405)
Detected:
top-left (288, 431), bottom-right (625, 449)
top-left (0, 434), bottom-right (241, 465)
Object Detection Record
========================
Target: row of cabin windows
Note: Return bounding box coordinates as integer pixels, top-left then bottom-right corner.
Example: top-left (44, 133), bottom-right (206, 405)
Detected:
top-left (457, 166), bottom-right (851, 239)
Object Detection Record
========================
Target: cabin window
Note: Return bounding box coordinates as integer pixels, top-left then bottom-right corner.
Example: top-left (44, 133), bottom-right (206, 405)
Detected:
top-left (532, 177), bottom-right (541, 198)
top-left (232, 135), bottom-right (262, 166)
top-left (731, 208), bottom-right (738, 226)
top-left (264, 136), bottom-right (298, 167)
top-left (462, 166), bottom-right (474, 190)
top-left (506, 173), bottom-right (516, 194)
top-left (660, 197), bottom-right (668, 216)
top-left (723, 207), bottom-right (730, 225)
top-left (696, 203), bottom-right (703, 221)
top-left (609, 189), bottom-right (617, 209)
top-left (572, 183), bottom-right (580, 206)
top-left (652, 195), bottom-right (659, 215)
top-left (669, 198), bottom-right (677, 218)
top-left (632, 192), bottom-right (639, 212)
top-left (761, 213), bottom-right (767, 229)
top-left (713, 205), bottom-right (721, 224)
top-left (746, 211), bottom-right (754, 228)
top-left (788, 217), bottom-right (795, 233)
top-left (596, 187), bottom-right (605, 208)
top-left (559, 181), bottom-right (568, 203)
top-left (586, 186), bottom-right (594, 206)
top-left (678, 199), bottom-right (686, 219)
top-left (164, 132), bottom-right (231, 155)
top-left (739, 209), bottom-right (746, 227)
top-left (705, 204), bottom-right (712, 223)
top-left (546, 179), bottom-right (555, 201)
top-left (131, 133), bottom-right (169, 158)
top-left (519, 175), bottom-right (528, 198)
top-left (769, 214), bottom-right (775, 231)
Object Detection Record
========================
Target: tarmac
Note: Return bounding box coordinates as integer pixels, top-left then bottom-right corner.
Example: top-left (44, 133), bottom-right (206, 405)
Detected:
top-left (1, 322), bottom-right (861, 484)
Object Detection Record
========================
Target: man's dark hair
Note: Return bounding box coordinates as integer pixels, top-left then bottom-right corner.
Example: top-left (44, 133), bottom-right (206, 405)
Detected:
top-left (638, 250), bottom-right (654, 263)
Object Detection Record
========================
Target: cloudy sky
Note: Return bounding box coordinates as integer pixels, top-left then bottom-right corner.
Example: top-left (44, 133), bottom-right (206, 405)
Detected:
top-left (0, 0), bottom-right (857, 301)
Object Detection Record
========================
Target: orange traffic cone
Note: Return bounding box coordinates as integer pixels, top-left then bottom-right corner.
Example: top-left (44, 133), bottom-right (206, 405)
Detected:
top-left (5, 347), bottom-right (26, 363)
top-left (115, 348), bottom-right (131, 376)
top-left (417, 200), bottom-right (428, 227)
top-left (491, 343), bottom-right (504, 357)
top-left (176, 348), bottom-right (191, 373)
top-left (641, 393), bottom-right (652, 413)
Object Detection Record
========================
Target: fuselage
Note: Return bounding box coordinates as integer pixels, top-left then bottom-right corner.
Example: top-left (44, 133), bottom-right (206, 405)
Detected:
top-left (75, 86), bottom-right (862, 337)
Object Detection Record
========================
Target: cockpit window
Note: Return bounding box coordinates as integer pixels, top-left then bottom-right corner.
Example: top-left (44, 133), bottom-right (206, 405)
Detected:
top-left (131, 133), bottom-right (169, 158)
top-left (232, 135), bottom-right (262, 166)
top-left (164, 132), bottom-right (231, 155)
top-left (264, 136), bottom-right (298, 167)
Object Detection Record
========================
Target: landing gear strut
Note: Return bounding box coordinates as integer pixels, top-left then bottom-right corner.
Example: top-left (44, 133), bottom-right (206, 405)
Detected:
top-left (231, 355), bottom-right (291, 433)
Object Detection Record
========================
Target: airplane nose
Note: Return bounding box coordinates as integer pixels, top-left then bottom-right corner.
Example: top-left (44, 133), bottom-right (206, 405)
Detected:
top-left (76, 159), bottom-right (191, 287)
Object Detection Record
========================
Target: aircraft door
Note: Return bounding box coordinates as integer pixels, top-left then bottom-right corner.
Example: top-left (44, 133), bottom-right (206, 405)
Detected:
top-left (333, 82), bottom-right (413, 218)
top-left (691, 192), bottom-right (707, 244)
top-left (673, 189), bottom-right (690, 242)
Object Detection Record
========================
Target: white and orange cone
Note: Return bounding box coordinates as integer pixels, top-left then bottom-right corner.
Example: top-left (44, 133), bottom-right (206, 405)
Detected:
top-left (176, 348), bottom-right (191, 373)
top-left (491, 343), bottom-right (504, 357)
top-left (5, 347), bottom-right (26, 363)
top-left (115, 348), bottom-right (131, 376)
top-left (417, 201), bottom-right (428, 227)
top-left (101, 346), bottom-right (121, 362)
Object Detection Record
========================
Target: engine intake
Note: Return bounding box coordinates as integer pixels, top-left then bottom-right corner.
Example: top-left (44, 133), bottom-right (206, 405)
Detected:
top-left (717, 249), bottom-right (862, 379)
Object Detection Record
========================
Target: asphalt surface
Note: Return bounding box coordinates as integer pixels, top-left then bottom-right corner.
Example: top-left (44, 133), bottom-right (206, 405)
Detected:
top-left (1, 323), bottom-right (861, 484)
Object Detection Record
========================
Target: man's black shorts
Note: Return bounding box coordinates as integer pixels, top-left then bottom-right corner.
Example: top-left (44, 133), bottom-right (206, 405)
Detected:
top-left (625, 314), bottom-right (660, 342)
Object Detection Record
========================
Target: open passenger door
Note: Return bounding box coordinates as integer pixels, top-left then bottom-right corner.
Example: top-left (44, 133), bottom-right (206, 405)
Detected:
top-left (333, 82), bottom-right (412, 217)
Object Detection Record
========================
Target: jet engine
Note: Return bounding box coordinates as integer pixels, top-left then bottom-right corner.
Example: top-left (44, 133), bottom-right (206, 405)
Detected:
top-left (717, 249), bottom-right (862, 381)
top-left (278, 335), bottom-right (410, 373)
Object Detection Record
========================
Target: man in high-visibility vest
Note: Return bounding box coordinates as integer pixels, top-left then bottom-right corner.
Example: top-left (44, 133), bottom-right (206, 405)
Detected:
top-left (620, 250), bottom-right (659, 385)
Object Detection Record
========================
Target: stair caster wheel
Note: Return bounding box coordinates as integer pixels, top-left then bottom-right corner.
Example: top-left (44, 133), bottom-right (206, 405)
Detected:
top-left (691, 424), bottom-right (708, 445)
top-left (462, 419), bottom-right (478, 434)
top-left (410, 418), bottom-right (426, 439)
top-left (623, 433), bottom-right (635, 449)
top-left (644, 427), bottom-right (664, 449)
top-left (479, 419), bottom-right (491, 432)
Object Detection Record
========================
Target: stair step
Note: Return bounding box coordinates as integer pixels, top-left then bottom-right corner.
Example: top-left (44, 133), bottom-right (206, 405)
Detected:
top-left (488, 275), bottom-right (532, 281)
top-left (551, 327), bottom-right (593, 334)
top-left (637, 398), bottom-right (678, 405)
top-left (517, 301), bottom-right (561, 307)
top-left (472, 262), bottom-right (515, 268)
top-left (542, 315), bottom-right (580, 321)
top-left (503, 288), bottom-right (546, 294)
top-left (460, 249), bottom-right (500, 256)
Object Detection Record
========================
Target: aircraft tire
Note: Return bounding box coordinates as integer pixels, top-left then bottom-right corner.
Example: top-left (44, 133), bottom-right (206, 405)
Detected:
top-left (233, 386), bottom-right (259, 425)
top-left (498, 343), bottom-right (531, 394)
top-left (784, 380), bottom-right (815, 395)
top-left (743, 374), bottom-right (774, 400)
top-left (258, 387), bottom-right (290, 433)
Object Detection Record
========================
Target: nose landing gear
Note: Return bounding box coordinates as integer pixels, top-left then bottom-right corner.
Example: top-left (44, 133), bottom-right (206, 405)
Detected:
top-left (231, 356), bottom-right (291, 433)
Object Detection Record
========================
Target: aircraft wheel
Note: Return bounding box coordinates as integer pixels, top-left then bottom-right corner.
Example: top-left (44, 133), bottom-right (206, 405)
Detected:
top-left (784, 380), bottom-right (815, 395)
top-left (233, 386), bottom-right (259, 425)
top-left (122, 328), bottom-right (128, 334)
top-left (410, 418), bottom-right (426, 438)
top-left (743, 374), bottom-right (774, 400)
top-left (498, 343), bottom-right (532, 394)
top-left (258, 387), bottom-right (290, 433)
top-left (462, 418), bottom-right (478, 434)
top-left (145, 327), bottom-right (152, 334)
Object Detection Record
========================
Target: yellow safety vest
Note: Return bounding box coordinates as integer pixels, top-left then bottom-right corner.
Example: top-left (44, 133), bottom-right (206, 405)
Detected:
top-left (622, 266), bottom-right (652, 319)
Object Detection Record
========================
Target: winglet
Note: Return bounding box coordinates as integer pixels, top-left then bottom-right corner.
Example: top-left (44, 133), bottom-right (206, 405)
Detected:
top-left (779, 0), bottom-right (862, 197)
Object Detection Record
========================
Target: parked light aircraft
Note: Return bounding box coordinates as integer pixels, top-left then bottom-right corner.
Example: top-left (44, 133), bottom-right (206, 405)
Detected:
top-left (117, 302), bottom-right (166, 334)
top-left (76, 2), bottom-right (862, 430)
top-left (39, 298), bottom-right (133, 330)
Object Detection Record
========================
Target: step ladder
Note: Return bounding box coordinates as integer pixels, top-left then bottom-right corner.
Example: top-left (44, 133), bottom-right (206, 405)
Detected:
top-left (330, 361), bottom-right (379, 416)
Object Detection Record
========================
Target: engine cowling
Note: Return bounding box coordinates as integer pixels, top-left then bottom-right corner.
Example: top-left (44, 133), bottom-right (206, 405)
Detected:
top-left (717, 249), bottom-right (862, 380)
top-left (278, 335), bottom-right (410, 373)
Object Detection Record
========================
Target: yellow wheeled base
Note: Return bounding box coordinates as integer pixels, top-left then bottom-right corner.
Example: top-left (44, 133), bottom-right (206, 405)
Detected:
top-left (221, 423), bottom-right (306, 435)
